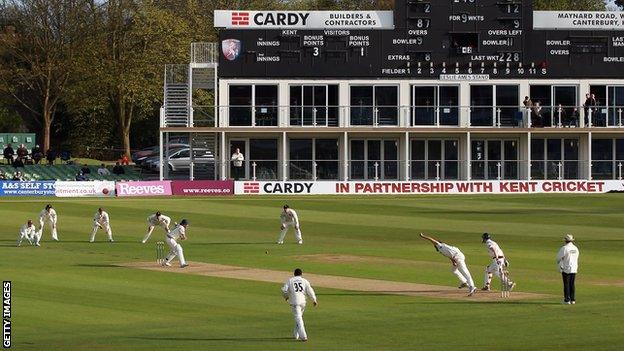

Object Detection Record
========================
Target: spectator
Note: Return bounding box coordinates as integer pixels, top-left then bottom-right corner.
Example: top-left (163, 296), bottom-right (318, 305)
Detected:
top-left (46, 149), bottom-right (56, 165)
top-left (531, 102), bottom-right (543, 127)
top-left (231, 148), bottom-right (245, 180)
top-left (81, 164), bottom-right (91, 175)
top-left (522, 96), bottom-right (533, 108)
top-left (4, 144), bottom-right (15, 165)
top-left (31, 145), bottom-right (43, 164)
top-left (13, 157), bottom-right (24, 168)
top-left (75, 171), bottom-right (87, 181)
top-left (16, 144), bottom-right (28, 161)
top-left (112, 162), bottom-right (125, 175)
top-left (97, 164), bottom-right (111, 176)
top-left (583, 93), bottom-right (597, 126)
top-left (12, 171), bottom-right (23, 181)
top-left (0, 171), bottom-right (6, 180)
top-left (120, 154), bottom-right (130, 165)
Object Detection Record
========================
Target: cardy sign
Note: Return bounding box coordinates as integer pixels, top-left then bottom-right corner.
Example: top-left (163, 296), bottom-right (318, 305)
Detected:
top-left (214, 10), bottom-right (394, 29)
top-left (116, 181), bottom-right (172, 197)
top-left (236, 181), bottom-right (327, 194)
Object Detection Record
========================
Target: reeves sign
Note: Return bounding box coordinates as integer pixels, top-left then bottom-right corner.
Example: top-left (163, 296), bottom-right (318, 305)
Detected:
top-left (214, 10), bottom-right (394, 29)
top-left (116, 181), bottom-right (172, 197)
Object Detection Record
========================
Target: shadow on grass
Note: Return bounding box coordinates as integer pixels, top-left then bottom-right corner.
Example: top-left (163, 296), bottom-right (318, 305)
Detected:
top-left (191, 242), bottom-right (275, 246)
top-left (127, 336), bottom-right (293, 342)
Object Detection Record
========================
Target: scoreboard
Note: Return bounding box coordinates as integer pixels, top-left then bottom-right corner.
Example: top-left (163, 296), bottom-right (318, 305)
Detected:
top-left (217, 0), bottom-right (624, 79)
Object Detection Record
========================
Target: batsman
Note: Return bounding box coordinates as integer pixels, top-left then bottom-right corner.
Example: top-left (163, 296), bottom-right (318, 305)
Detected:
top-left (481, 233), bottom-right (515, 292)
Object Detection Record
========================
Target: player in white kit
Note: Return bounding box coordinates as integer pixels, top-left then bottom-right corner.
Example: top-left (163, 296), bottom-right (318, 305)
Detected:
top-left (162, 219), bottom-right (189, 268)
top-left (38, 204), bottom-right (59, 241)
top-left (420, 233), bottom-right (477, 296)
top-left (281, 268), bottom-right (318, 342)
top-left (90, 207), bottom-right (114, 242)
top-left (277, 205), bottom-right (302, 244)
top-left (17, 219), bottom-right (39, 247)
top-left (142, 211), bottom-right (171, 243)
top-left (481, 233), bottom-right (515, 291)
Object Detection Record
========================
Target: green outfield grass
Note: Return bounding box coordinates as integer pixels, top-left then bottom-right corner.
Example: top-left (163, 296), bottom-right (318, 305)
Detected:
top-left (1, 195), bottom-right (623, 350)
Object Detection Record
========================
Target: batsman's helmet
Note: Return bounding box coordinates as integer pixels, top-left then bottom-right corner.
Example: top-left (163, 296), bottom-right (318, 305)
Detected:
top-left (283, 204), bottom-right (290, 209)
top-left (27, 219), bottom-right (33, 225)
top-left (180, 219), bottom-right (189, 226)
top-left (482, 233), bottom-right (491, 243)
top-left (156, 211), bottom-right (161, 217)
top-left (45, 204), bottom-right (52, 210)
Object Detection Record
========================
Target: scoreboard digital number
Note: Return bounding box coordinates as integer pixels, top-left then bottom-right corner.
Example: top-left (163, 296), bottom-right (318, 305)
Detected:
top-left (218, 0), bottom-right (624, 79)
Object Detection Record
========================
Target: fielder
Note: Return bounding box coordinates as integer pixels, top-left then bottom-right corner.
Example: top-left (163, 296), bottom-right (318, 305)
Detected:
top-left (281, 268), bottom-right (318, 342)
top-left (90, 207), bottom-right (114, 243)
top-left (277, 205), bottom-right (302, 244)
top-left (17, 219), bottom-right (40, 247)
top-left (481, 233), bottom-right (515, 291)
top-left (142, 211), bottom-right (171, 243)
top-left (162, 219), bottom-right (189, 268)
top-left (38, 204), bottom-right (59, 241)
top-left (420, 233), bottom-right (477, 296)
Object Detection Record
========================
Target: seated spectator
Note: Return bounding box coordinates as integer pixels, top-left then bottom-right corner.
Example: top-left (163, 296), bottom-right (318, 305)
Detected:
top-left (31, 145), bottom-right (43, 164)
top-left (81, 164), bottom-right (91, 174)
top-left (120, 154), bottom-right (130, 165)
top-left (4, 144), bottom-right (15, 165)
top-left (12, 157), bottom-right (24, 168)
top-left (12, 171), bottom-right (23, 181)
top-left (16, 144), bottom-right (28, 161)
top-left (97, 164), bottom-right (111, 176)
top-left (75, 171), bottom-right (87, 181)
top-left (0, 171), bottom-right (6, 180)
top-left (46, 149), bottom-right (56, 165)
top-left (112, 162), bottom-right (125, 175)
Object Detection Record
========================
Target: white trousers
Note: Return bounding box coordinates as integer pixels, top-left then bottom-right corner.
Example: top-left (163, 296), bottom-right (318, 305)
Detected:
top-left (143, 222), bottom-right (168, 243)
top-left (291, 304), bottom-right (307, 340)
top-left (39, 218), bottom-right (58, 240)
top-left (90, 223), bottom-right (113, 242)
top-left (484, 259), bottom-right (513, 286)
top-left (451, 258), bottom-right (475, 288)
top-left (278, 222), bottom-right (302, 243)
top-left (17, 230), bottom-right (38, 246)
top-left (165, 237), bottom-right (186, 266)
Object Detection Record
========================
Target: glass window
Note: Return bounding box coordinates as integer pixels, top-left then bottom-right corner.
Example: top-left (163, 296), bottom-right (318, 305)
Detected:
top-left (439, 86), bottom-right (459, 125)
top-left (471, 85), bottom-right (494, 126)
top-left (250, 139), bottom-right (278, 180)
top-left (289, 139), bottom-right (313, 180)
top-left (616, 139), bottom-right (624, 160)
top-left (531, 138), bottom-right (545, 160)
top-left (376, 86), bottom-right (399, 126)
top-left (592, 139), bottom-right (613, 161)
top-left (547, 139), bottom-right (562, 160)
top-left (229, 85), bottom-right (252, 126)
top-left (290, 139), bottom-right (312, 160)
top-left (254, 85), bottom-right (278, 126)
top-left (412, 86), bottom-right (436, 125)
top-left (316, 139), bottom-right (339, 180)
top-left (497, 85), bottom-right (520, 127)
top-left (350, 86), bottom-right (374, 125)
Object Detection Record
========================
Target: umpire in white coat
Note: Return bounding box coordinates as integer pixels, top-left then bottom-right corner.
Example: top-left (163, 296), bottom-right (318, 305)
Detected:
top-left (556, 234), bottom-right (580, 305)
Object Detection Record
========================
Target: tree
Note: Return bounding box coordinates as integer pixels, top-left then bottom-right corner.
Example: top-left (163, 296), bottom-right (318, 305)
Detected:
top-left (533, 0), bottom-right (606, 11)
top-left (0, 0), bottom-right (95, 152)
top-left (75, 0), bottom-right (190, 157)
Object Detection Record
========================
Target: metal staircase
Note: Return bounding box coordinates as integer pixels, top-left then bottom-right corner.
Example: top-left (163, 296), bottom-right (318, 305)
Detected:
top-left (163, 65), bottom-right (190, 127)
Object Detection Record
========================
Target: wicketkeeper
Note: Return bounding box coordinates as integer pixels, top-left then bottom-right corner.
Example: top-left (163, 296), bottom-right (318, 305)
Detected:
top-left (17, 219), bottom-right (39, 247)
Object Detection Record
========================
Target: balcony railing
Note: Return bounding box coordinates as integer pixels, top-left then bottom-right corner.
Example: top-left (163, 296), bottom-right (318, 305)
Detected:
top-left (164, 104), bottom-right (624, 128)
